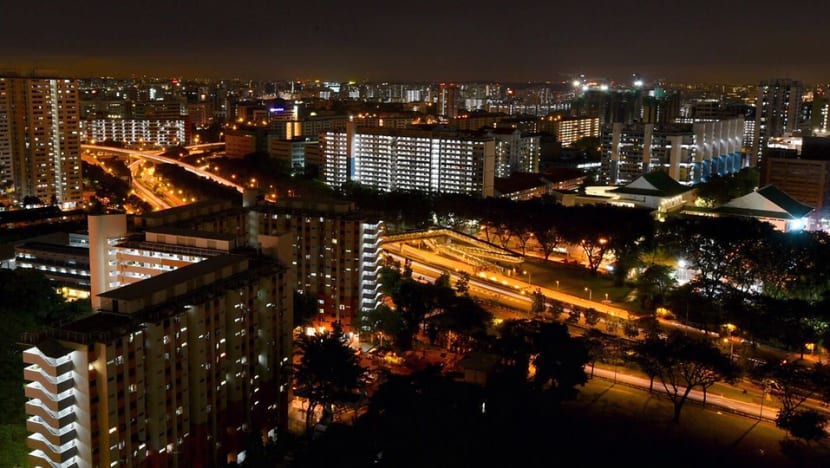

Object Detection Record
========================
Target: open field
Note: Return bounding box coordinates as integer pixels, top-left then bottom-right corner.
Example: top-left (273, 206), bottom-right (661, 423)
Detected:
top-left (561, 377), bottom-right (830, 467)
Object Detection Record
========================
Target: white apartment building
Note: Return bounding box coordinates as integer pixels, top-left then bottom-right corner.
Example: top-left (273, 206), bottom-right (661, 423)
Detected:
top-left (81, 119), bottom-right (188, 147)
top-left (321, 126), bottom-right (495, 197)
top-left (22, 214), bottom-right (293, 467)
top-left (601, 118), bottom-right (745, 185)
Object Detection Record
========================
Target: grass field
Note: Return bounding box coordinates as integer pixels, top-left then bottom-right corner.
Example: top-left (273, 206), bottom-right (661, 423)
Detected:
top-left (564, 377), bottom-right (830, 467)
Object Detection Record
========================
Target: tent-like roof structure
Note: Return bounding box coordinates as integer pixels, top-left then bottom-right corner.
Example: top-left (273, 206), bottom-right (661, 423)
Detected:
top-left (716, 184), bottom-right (814, 220)
top-left (609, 170), bottom-right (694, 197)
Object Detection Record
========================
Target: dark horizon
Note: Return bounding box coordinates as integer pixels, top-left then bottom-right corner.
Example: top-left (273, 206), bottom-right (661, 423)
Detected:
top-left (2, 0), bottom-right (830, 85)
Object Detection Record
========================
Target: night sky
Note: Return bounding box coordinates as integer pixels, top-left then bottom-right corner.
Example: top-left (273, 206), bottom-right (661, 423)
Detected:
top-left (1, 0), bottom-right (829, 84)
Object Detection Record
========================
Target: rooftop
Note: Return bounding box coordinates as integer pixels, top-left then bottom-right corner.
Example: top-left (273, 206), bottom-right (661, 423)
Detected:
top-left (98, 254), bottom-right (248, 302)
top-left (147, 226), bottom-right (237, 241)
top-left (610, 170), bottom-right (693, 197)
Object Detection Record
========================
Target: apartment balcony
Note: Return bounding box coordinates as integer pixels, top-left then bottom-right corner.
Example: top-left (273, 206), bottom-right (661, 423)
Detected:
top-left (29, 449), bottom-right (79, 468)
top-left (23, 365), bottom-right (74, 394)
top-left (25, 401), bottom-right (76, 428)
top-left (26, 416), bottom-right (77, 446)
top-left (24, 383), bottom-right (75, 412)
top-left (22, 349), bottom-right (73, 377)
top-left (26, 433), bottom-right (78, 464)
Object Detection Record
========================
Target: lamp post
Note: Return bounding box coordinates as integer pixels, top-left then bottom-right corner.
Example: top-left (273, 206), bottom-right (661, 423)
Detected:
top-left (584, 287), bottom-right (592, 301)
top-left (725, 323), bottom-right (736, 361)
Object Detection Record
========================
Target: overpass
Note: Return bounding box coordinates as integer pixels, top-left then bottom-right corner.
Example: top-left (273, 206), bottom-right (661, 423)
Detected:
top-left (384, 228), bottom-right (525, 266)
top-left (82, 144), bottom-right (244, 194)
top-left (185, 142), bottom-right (225, 152)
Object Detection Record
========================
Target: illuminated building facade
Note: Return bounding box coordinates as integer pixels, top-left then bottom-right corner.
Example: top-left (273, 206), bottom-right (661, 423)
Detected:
top-left (539, 116), bottom-right (601, 147)
top-left (22, 215), bottom-right (293, 467)
top-left (601, 118), bottom-right (744, 185)
top-left (0, 77), bottom-right (83, 208)
top-left (752, 79), bottom-right (803, 166)
top-left (81, 119), bottom-right (188, 147)
top-left (247, 198), bottom-right (383, 327)
top-left (14, 232), bottom-right (91, 300)
top-left (487, 128), bottom-right (540, 177)
top-left (321, 126), bottom-right (495, 197)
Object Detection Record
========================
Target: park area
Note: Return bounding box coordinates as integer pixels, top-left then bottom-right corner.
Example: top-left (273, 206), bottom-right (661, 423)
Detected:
top-left (561, 374), bottom-right (830, 466)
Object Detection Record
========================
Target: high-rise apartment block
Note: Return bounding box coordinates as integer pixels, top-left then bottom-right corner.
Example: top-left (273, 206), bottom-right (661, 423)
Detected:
top-left (601, 119), bottom-right (744, 185)
top-left (135, 197), bottom-right (384, 328)
top-left (752, 79), bottom-right (803, 166)
top-left (439, 83), bottom-right (459, 119)
top-left (538, 116), bottom-right (600, 147)
top-left (248, 198), bottom-right (383, 325)
top-left (487, 128), bottom-right (540, 177)
top-left (0, 77), bottom-right (83, 208)
top-left (22, 213), bottom-right (293, 467)
top-left (81, 119), bottom-right (189, 147)
top-left (320, 126), bottom-right (496, 197)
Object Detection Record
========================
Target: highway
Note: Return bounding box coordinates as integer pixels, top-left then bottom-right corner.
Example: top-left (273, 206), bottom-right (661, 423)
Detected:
top-left (82, 143), bottom-right (244, 194)
top-left (384, 240), bottom-right (632, 319)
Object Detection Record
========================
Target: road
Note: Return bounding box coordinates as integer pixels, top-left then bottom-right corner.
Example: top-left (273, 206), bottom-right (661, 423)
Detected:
top-left (384, 240), bottom-right (632, 318)
top-left (82, 143), bottom-right (245, 193)
top-left (590, 366), bottom-right (782, 422)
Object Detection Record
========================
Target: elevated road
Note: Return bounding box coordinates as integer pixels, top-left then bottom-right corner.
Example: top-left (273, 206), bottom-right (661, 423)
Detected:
top-left (82, 144), bottom-right (244, 193)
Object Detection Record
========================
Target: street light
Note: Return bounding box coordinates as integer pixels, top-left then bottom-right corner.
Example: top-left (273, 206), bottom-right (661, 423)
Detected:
top-left (584, 287), bottom-right (592, 301)
top-left (724, 323), bottom-right (736, 361)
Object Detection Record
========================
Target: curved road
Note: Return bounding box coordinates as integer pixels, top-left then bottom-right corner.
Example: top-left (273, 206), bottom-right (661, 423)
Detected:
top-left (82, 144), bottom-right (245, 193)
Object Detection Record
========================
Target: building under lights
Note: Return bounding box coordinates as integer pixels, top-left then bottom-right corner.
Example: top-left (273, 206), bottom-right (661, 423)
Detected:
top-left (0, 76), bottom-right (83, 208)
top-left (81, 119), bottom-right (189, 147)
top-left (684, 184), bottom-right (814, 232)
top-left (247, 198), bottom-right (383, 327)
top-left (600, 118), bottom-right (745, 185)
top-left (538, 116), bottom-right (600, 148)
top-left (487, 128), bottom-right (540, 177)
top-left (320, 126), bottom-right (496, 197)
top-left (752, 79), bottom-right (803, 166)
top-left (14, 231), bottom-right (91, 300)
top-left (21, 213), bottom-right (293, 467)
top-left (137, 196), bottom-right (384, 329)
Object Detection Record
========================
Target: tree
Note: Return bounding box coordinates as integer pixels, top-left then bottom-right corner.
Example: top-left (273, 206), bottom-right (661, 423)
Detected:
top-left (294, 323), bottom-right (367, 433)
top-left (364, 305), bottom-right (404, 349)
top-left (777, 409), bottom-right (829, 445)
top-left (580, 329), bottom-right (609, 379)
top-left (764, 361), bottom-right (820, 426)
top-left (529, 321), bottom-right (589, 400)
top-left (636, 331), bottom-right (735, 422)
top-left (455, 271), bottom-right (471, 295)
top-left (583, 308), bottom-right (601, 327)
top-left (0, 268), bottom-right (86, 451)
top-left (530, 289), bottom-right (547, 315)
top-left (635, 264), bottom-right (677, 311)
top-left (427, 293), bottom-right (493, 349)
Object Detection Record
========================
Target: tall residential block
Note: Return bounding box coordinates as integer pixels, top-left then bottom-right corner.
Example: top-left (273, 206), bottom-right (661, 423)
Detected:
top-left (0, 77), bottom-right (83, 208)
top-left (320, 125), bottom-right (495, 197)
top-left (752, 79), bottom-right (803, 166)
top-left (21, 214), bottom-right (293, 467)
top-left (601, 118), bottom-right (744, 185)
top-left (248, 198), bottom-right (383, 327)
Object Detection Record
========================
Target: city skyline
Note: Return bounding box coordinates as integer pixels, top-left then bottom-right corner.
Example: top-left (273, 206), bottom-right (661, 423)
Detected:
top-left (2, 0), bottom-right (830, 84)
